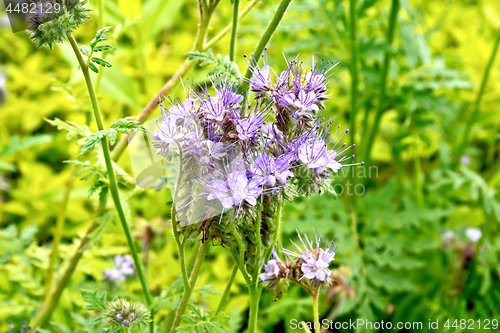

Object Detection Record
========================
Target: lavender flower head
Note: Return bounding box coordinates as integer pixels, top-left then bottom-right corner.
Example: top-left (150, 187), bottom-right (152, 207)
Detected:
top-left (104, 255), bottom-right (135, 281)
top-left (284, 230), bottom-right (336, 282)
top-left (102, 298), bottom-right (151, 331)
top-left (260, 230), bottom-right (338, 295)
top-left (150, 52), bottom-right (363, 225)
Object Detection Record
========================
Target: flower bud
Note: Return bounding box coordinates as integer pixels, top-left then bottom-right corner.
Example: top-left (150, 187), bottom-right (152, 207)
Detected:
top-left (27, 0), bottom-right (91, 49)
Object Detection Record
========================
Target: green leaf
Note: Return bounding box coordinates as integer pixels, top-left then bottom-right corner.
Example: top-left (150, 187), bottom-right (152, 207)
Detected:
top-left (0, 134), bottom-right (52, 158)
top-left (79, 45), bottom-right (91, 56)
top-left (79, 130), bottom-right (106, 156)
top-left (91, 57), bottom-right (113, 68)
top-left (45, 117), bottom-right (89, 140)
top-left (93, 44), bottom-right (113, 52)
top-left (90, 26), bottom-right (113, 50)
top-left (89, 211), bottom-right (114, 242)
top-left (81, 289), bottom-right (107, 313)
top-left (88, 62), bottom-right (99, 73)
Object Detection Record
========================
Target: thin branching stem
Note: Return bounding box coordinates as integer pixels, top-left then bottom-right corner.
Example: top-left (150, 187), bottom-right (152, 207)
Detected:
top-left (362, 0), bottom-right (400, 165)
top-left (67, 33), bottom-right (153, 309)
top-left (171, 144), bottom-right (190, 294)
top-left (455, 34), bottom-right (500, 168)
top-left (239, 0), bottom-right (293, 92)
top-left (168, 241), bottom-right (210, 333)
top-left (216, 264), bottom-right (238, 314)
top-left (229, 0), bottom-right (240, 61)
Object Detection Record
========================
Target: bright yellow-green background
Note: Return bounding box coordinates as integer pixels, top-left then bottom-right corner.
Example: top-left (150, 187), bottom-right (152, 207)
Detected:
top-left (1, 0), bottom-right (500, 331)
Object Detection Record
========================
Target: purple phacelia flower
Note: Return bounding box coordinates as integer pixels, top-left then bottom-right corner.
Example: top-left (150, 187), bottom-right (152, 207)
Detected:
top-left (248, 153), bottom-right (293, 187)
top-left (279, 89), bottom-right (319, 119)
top-left (206, 168), bottom-right (263, 210)
top-left (201, 99), bottom-right (227, 122)
top-left (235, 113), bottom-right (265, 142)
top-left (104, 255), bottom-right (135, 281)
top-left (284, 230), bottom-right (337, 283)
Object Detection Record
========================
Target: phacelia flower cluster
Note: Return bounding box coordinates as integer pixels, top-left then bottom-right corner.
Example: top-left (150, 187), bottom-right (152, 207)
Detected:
top-left (104, 255), bottom-right (135, 281)
top-left (102, 298), bottom-right (151, 331)
top-left (152, 51), bottom-right (362, 222)
top-left (260, 230), bottom-right (337, 295)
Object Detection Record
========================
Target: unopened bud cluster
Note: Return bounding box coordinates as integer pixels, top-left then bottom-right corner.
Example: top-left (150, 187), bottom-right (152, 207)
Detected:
top-left (27, 0), bottom-right (91, 49)
top-left (101, 298), bottom-right (151, 331)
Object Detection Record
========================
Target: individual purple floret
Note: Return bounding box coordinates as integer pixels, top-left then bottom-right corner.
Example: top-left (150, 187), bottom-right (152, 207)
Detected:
top-left (104, 255), bottom-right (135, 281)
top-left (248, 152), bottom-right (293, 187)
top-left (206, 167), bottom-right (263, 210)
top-left (279, 89), bottom-right (319, 119)
top-left (283, 230), bottom-right (337, 283)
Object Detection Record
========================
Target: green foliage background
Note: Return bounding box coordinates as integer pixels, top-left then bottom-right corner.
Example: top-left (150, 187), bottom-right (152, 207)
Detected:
top-left (1, 0), bottom-right (500, 331)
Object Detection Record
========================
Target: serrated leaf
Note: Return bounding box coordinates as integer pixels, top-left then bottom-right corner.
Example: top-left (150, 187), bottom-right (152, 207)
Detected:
top-left (45, 117), bottom-right (89, 140)
top-left (93, 44), bottom-right (113, 52)
top-left (92, 57), bottom-right (113, 68)
top-left (79, 130), bottom-right (106, 156)
top-left (81, 289), bottom-right (107, 313)
top-left (88, 62), bottom-right (99, 73)
top-left (89, 211), bottom-right (114, 242)
top-left (79, 45), bottom-right (91, 56)
top-left (90, 26), bottom-right (113, 50)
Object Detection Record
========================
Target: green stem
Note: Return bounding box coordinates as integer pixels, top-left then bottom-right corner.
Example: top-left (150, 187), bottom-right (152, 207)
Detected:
top-left (414, 141), bottom-right (424, 207)
top-left (362, 0), bottom-right (399, 165)
top-left (313, 292), bottom-right (320, 333)
top-left (349, 0), bottom-right (359, 148)
top-left (240, 0), bottom-right (293, 92)
top-left (263, 201), bottom-right (282, 263)
top-left (204, 0), bottom-right (259, 49)
top-left (229, 0), bottom-right (240, 61)
top-left (169, 241), bottom-right (210, 333)
top-left (247, 284), bottom-right (262, 333)
top-left (455, 35), bottom-right (500, 168)
top-left (171, 145), bottom-right (190, 293)
top-left (216, 264), bottom-right (238, 314)
top-left (67, 33), bottom-right (152, 307)
top-left (252, 203), bottom-right (263, 282)
top-left (42, 166), bottom-right (76, 301)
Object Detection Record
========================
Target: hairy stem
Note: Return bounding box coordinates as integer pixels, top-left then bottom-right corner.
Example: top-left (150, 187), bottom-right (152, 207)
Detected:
top-left (229, 0), bottom-right (240, 61)
top-left (67, 33), bottom-right (153, 307)
top-left (247, 284), bottom-right (262, 333)
top-left (169, 241), bottom-right (210, 333)
top-left (313, 292), bottom-right (320, 333)
top-left (362, 0), bottom-right (399, 165)
top-left (171, 145), bottom-right (190, 294)
top-left (263, 201), bottom-right (282, 263)
top-left (455, 35), bottom-right (500, 168)
top-left (240, 0), bottom-right (293, 92)
top-left (216, 264), bottom-right (238, 314)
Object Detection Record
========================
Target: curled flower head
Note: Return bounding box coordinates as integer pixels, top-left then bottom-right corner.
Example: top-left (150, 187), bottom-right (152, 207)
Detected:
top-left (27, 0), bottom-right (91, 49)
top-left (284, 230), bottom-right (337, 284)
top-left (261, 230), bottom-right (338, 298)
top-left (104, 255), bottom-right (135, 281)
top-left (102, 298), bottom-right (151, 331)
